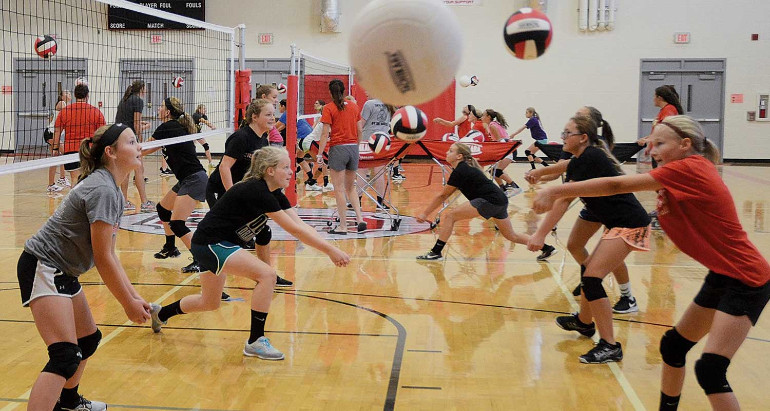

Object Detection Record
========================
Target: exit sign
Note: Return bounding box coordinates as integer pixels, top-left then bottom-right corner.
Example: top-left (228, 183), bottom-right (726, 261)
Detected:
top-left (258, 33), bottom-right (273, 45)
top-left (674, 32), bottom-right (690, 44)
top-left (150, 34), bottom-right (162, 44)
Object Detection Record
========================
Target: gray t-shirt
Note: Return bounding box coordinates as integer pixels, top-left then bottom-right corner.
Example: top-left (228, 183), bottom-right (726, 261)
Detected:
top-left (25, 168), bottom-right (124, 277)
top-left (115, 94), bottom-right (144, 131)
top-left (360, 99), bottom-right (391, 141)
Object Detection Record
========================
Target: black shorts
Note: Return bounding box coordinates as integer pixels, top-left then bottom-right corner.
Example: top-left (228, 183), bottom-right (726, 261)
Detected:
top-left (62, 152), bottom-right (80, 172)
top-left (469, 198), bottom-right (508, 220)
top-left (17, 250), bottom-right (82, 307)
top-left (694, 271), bottom-right (770, 325)
top-left (172, 170), bottom-right (208, 202)
top-left (578, 207), bottom-right (601, 223)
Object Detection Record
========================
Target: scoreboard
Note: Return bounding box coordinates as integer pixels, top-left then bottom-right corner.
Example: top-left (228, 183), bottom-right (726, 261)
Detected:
top-left (108, 1), bottom-right (205, 30)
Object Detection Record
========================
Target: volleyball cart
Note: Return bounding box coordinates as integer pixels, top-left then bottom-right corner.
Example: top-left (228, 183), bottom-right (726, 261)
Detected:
top-left (418, 140), bottom-right (523, 229)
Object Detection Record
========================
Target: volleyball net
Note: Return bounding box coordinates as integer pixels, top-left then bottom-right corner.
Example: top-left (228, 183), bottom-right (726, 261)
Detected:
top-left (0, 0), bottom-right (237, 175)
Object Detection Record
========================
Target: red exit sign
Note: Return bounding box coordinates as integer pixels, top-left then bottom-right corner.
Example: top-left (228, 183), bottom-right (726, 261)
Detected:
top-left (673, 32), bottom-right (690, 44)
top-left (150, 34), bottom-right (163, 44)
top-left (258, 33), bottom-right (273, 45)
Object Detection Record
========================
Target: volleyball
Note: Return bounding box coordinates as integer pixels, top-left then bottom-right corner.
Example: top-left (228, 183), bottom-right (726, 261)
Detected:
top-left (171, 76), bottom-right (185, 88)
top-left (441, 132), bottom-right (459, 142)
top-left (390, 106), bottom-right (428, 142)
top-left (34, 35), bottom-right (57, 59)
top-left (277, 83), bottom-right (287, 94)
top-left (299, 136), bottom-right (314, 153)
top-left (368, 131), bottom-right (391, 154)
top-left (458, 75), bottom-right (471, 88)
top-left (348, 0), bottom-right (463, 106)
top-left (460, 130), bottom-right (485, 143)
top-left (503, 8), bottom-right (553, 60)
top-left (469, 75), bottom-right (479, 86)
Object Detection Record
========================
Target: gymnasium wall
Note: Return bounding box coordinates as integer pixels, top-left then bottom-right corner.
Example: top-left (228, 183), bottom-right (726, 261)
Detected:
top-left (208, 0), bottom-right (770, 160)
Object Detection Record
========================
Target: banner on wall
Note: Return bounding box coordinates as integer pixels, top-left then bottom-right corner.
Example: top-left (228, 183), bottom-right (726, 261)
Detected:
top-left (443, 0), bottom-right (483, 5)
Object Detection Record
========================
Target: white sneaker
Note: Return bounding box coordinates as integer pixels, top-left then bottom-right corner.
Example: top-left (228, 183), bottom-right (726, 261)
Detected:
top-left (140, 200), bottom-right (155, 212)
top-left (149, 303), bottom-right (165, 333)
top-left (322, 183), bottom-right (335, 192)
top-left (305, 183), bottom-right (323, 192)
top-left (59, 395), bottom-right (107, 411)
top-left (56, 177), bottom-right (71, 187)
top-left (124, 201), bottom-right (136, 211)
top-left (243, 336), bottom-right (285, 360)
top-left (47, 184), bottom-right (63, 193)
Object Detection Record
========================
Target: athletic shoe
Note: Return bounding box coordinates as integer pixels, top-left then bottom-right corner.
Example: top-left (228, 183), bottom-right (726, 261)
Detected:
top-left (416, 251), bottom-right (442, 260)
top-left (47, 184), bottom-right (64, 193)
top-left (579, 339), bottom-right (623, 364)
top-left (221, 292), bottom-right (231, 301)
top-left (555, 313), bottom-right (596, 337)
top-left (56, 395), bottom-right (107, 411)
top-left (243, 336), bottom-right (284, 360)
top-left (275, 276), bottom-right (293, 287)
top-left (160, 167), bottom-right (174, 176)
top-left (392, 174), bottom-right (406, 181)
top-left (153, 246), bottom-right (181, 259)
top-left (536, 244), bottom-right (557, 261)
top-left (505, 186), bottom-right (523, 197)
top-left (124, 201), bottom-right (136, 211)
top-left (328, 226), bottom-right (347, 235)
top-left (56, 177), bottom-right (71, 188)
top-left (357, 222), bottom-right (367, 232)
top-left (572, 284), bottom-right (582, 297)
top-left (305, 183), bottom-right (323, 192)
top-left (140, 201), bottom-right (155, 213)
top-left (181, 260), bottom-right (202, 273)
top-left (376, 202), bottom-right (391, 211)
top-left (322, 183), bottom-right (334, 192)
top-left (651, 216), bottom-right (662, 231)
top-left (149, 303), bottom-right (165, 333)
top-left (612, 296), bottom-right (639, 314)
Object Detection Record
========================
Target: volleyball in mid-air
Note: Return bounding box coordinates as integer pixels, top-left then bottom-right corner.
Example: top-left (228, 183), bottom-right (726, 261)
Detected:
top-left (441, 132), bottom-right (459, 142)
top-left (171, 76), bottom-right (185, 88)
top-left (34, 35), bottom-right (57, 59)
top-left (460, 130), bottom-right (485, 143)
top-left (390, 106), bottom-right (428, 143)
top-left (503, 7), bottom-right (553, 60)
top-left (348, 0), bottom-right (463, 106)
top-left (277, 83), bottom-right (287, 94)
top-left (458, 75), bottom-right (471, 88)
top-left (368, 131), bottom-right (391, 153)
top-left (469, 75), bottom-right (479, 86)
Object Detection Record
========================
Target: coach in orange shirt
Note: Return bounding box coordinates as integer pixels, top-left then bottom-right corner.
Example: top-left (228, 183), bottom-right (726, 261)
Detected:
top-left (54, 83), bottom-right (106, 183)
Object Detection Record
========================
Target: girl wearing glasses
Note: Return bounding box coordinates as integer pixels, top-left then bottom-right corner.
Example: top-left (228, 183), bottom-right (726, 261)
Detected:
top-left (527, 115), bottom-right (650, 364)
top-left (533, 115), bottom-right (768, 410)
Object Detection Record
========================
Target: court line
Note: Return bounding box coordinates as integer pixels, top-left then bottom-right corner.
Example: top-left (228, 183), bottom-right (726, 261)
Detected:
top-left (400, 386), bottom-right (441, 390)
top-left (0, 273), bottom-right (200, 411)
top-left (547, 248), bottom-right (646, 411)
top-left (0, 398), bottom-right (234, 411)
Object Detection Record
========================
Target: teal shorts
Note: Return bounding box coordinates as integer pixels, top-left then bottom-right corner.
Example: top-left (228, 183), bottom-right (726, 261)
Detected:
top-left (190, 241), bottom-right (241, 275)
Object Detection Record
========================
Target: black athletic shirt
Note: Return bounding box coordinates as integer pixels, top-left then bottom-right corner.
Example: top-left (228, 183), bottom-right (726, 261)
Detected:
top-left (192, 112), bottom-right (207, 132)
top-left (114, 95), bottom-right (144, 132)
top-left (565, 145), bottom-right (650, 229)
top-left (152, 120), bottom-right (204, 180)
top-left (208, 126), bottom-right (268, 193)
top-left (447, 161), bottom-right (508, 206)
top-left (193, 178), bottom-right (291, 246)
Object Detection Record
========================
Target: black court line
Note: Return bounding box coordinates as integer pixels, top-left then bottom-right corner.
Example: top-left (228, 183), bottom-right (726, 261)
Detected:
top-left (401, 386), bottom-right (441, 390)
top-left (279, 291), bottom-right (406, 411)
top-left (0, 397), bottom-right (235, 411)
top-left (407, 349), bottom-right (442, 353)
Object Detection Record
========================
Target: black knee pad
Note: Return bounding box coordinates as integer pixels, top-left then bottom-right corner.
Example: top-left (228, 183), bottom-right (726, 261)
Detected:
top-left (169, 220), bottom-right (191, 238)
top-left (494, 169), bottom-right (504, 178)
top-left (580, 264), bottom-right (586, 278)
top-left (156, 204), bottom-right (172, 222)
top-left (695, 353), bottom-right (732, 395)
top-left (78, 329), bottom-right (102, 360)
top-left (659, 328), bottom-right (696, 368)
top-left (42, 342), bottom-right (82, 379)
top-left (581, 276), bottom-right (607, 301)
top-left (255, 226), bottom-right (272, 246)
top-left (296, 157), bottom-right (304, 164)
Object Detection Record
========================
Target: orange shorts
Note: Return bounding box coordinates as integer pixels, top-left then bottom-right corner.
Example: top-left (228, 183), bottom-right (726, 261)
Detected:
top-left (602, 225), bottom-right (651, 251)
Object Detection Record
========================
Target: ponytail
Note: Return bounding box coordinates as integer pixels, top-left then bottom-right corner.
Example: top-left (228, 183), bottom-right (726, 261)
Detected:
top-left (78, 123), bottom-right (128, 183)
top-left (453, 143), bottom-right (482, 170)
top-left (485, 109), bottom-right (508, 128)
top-left (165, 97), bottom-right (197, 134)
top-left (655, 85), bottom-right (684, 115)
top-left (329, 79), bottom-right (345, 111)
top-left (659, 115), bottom-right (721, 164)
top-left (571, 115), bottom-right (623, 174)
top-left (122, 80), bottom-right (145, 102)
top-left (583, 106), bottom-right (614, 150)
top-left (527, 107), bottom-right (539, 121)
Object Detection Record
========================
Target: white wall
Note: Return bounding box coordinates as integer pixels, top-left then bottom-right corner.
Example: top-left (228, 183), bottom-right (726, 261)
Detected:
top-left (208, 0), bottom-right (770, 160)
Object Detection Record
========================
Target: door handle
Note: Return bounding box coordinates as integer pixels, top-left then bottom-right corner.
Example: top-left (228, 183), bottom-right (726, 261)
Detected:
top-left (695, 118), bottom-right (720, 122)
top-left (687, 84), bottom-right (692, 112)
top-left (19, 112), bottom-right (49, 118)
top-left (641, 118), bottom-right (655, 122)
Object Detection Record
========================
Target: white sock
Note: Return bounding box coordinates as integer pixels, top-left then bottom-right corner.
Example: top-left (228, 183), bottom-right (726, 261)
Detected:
top-left (619, 282), bottom-right (633, 298)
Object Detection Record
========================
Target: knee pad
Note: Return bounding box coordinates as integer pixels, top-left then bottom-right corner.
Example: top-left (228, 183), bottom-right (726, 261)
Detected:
top-left (494, 169), bottom-right (504, 178)
top-left (169, 220), bottom-right (191, 238)
top-left (525, 150), bottom-right (532, 157)
top-left (695, 353), bottom-right (732, 395)
top-left (659, 328), bottom-right (696, 368)
top-left (42, 342), bottom-right (82, 379)
top-left (77, 329), bottom-right (102, 360)
top-left (581, 276), bottom-right (607, 301)
top-left (296, 157), bottom-right (304, 164)
top-left (255, 226), bottom-right (272, 246)
top-left (156, 204), bottom-right (172, 222)
top-left (580, 264), bottom-right (587, 278)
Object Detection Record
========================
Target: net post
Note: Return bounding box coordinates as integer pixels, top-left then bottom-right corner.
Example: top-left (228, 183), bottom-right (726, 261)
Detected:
top-left (286, 75), bottom-right (299, 205)
top-left (234, 70), bottom-right (252, 130)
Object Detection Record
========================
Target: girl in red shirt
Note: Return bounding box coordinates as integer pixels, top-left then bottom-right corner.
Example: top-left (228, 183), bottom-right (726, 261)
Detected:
top-left (533, 115), bottom-right (770, 411)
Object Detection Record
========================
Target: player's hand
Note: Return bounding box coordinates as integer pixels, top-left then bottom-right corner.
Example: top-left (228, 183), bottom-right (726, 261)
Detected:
top-left (532, 188), bottom-right (556, 214)
top-left (329, 248), bottom-right (351, 267)
top-left (524, 169), bottom-right (540, 184)
top-left (140, 121), bottom-right (151, 131)
top-left (527, 233), bottom-right (546, 252)
top-left (124, 297), bottom-right (151, 324)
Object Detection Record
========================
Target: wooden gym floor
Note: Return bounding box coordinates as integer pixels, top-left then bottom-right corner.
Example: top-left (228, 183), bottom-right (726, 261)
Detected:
top-left (0, 157), bottom-right (768, 410)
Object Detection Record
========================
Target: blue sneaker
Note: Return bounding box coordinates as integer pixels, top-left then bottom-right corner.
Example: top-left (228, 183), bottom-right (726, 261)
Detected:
top-left (243, 336), bottom-right (284, 360)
